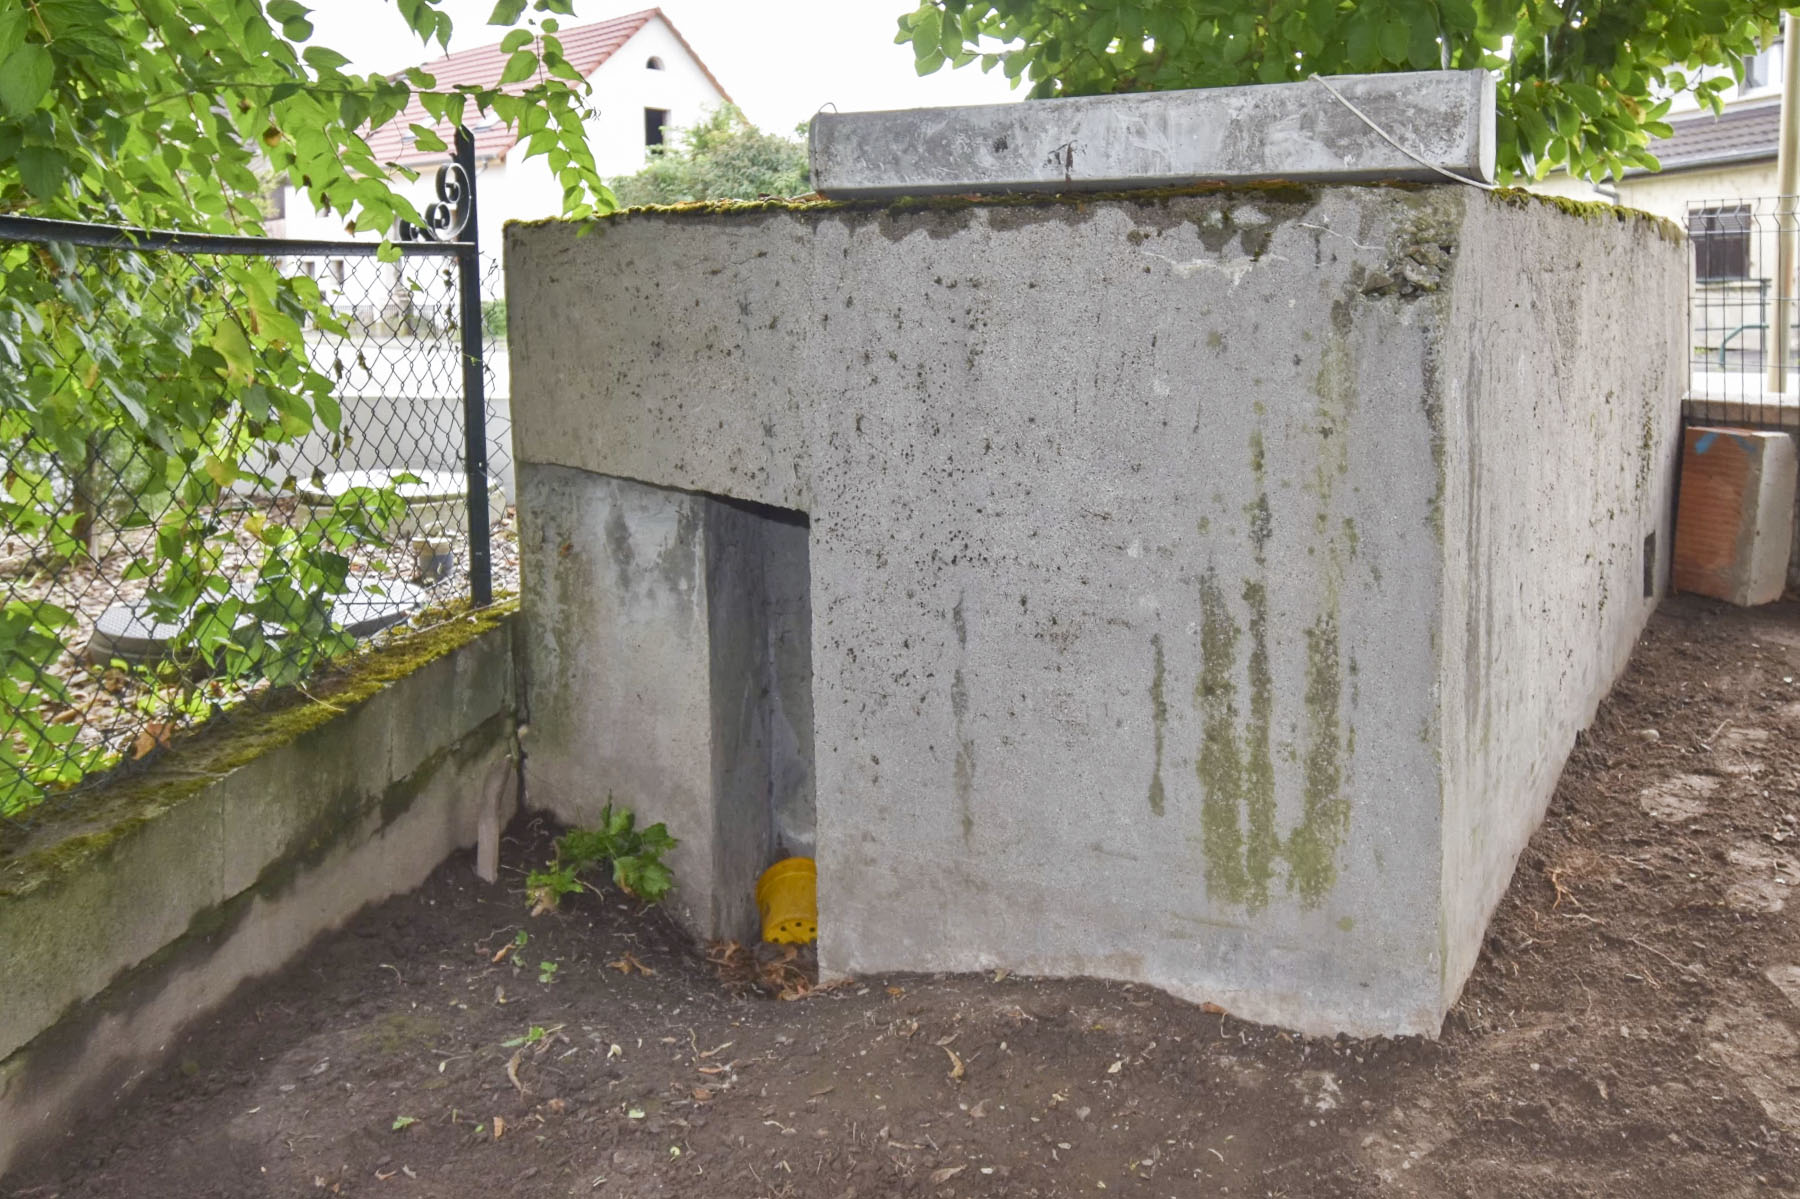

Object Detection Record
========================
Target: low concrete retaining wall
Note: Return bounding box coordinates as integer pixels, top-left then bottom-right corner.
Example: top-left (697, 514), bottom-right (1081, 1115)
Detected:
top-left (506, 184), bottom-right (1683, 1036)
top-left (0, 608), bottom-right (518, 1178)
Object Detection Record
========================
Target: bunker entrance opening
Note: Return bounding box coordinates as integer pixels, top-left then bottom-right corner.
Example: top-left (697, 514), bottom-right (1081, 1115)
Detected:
top-left (702, 494), bottom-right (816, 940)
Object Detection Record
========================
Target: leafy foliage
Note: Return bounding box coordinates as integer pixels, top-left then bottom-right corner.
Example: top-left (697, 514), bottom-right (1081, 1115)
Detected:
top-left (0, 0), bottom-right (612, 810)
top-left (527, 801), bottom-right (678, 911)
top-left (893, 0), bottom-right (1786, 183)
top-left (608, 105), bottom-right (810, 206)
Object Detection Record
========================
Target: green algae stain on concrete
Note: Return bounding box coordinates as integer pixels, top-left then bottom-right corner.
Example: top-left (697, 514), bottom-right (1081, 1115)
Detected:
top-left (1284, 607), bottom-right (1350, 906)
top-left (1240, 577), bottom-right (1278, 909)
top-left (1195, 569), bottom-right (1248, 905)
top-left (951, 667), bottom-right (976, 844)
top-left (1238, 418), bottom-right (1276, 908)
top-left (1148, 633), bottom-right (1168, 817)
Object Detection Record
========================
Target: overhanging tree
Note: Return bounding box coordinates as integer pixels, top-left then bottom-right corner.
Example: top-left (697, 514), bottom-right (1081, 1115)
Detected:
top-left (894, 0), bottom-right (1786, 183)
top-left (0, 0), bottom-right (613, 810)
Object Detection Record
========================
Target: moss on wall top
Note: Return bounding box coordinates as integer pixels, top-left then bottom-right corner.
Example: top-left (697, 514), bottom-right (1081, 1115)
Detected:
top-left (0, 601), bottom-right (517, 898)
top-left (507, 179), bottom-right (1347, 229)
top-left (506, 182), bottom-right (1687, 249)
top-left (1486, 187), bottom-right (1684, 244)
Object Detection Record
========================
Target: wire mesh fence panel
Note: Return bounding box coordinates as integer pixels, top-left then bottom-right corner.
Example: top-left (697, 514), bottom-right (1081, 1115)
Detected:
top-left (0, 230), bottom-right (508, 830)
top-left (1687, 196), bottom-right (1800, 431)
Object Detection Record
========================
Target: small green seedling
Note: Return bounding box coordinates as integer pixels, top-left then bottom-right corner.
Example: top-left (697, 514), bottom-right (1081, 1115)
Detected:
top-left (537, 960), bottom-right (559, 984)
top-left (391, 1115), bottom-right (417, 1131)
top-left (501, 1025), bottom-right (547, 1049)
top-left (526, 801), bottom-right (678, 913)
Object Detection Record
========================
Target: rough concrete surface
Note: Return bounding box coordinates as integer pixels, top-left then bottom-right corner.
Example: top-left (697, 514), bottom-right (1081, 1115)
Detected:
top-left (506, 185), bottom-right (1681, 1035)
top-left (810, 71), bottom-right (1495, 197)
top-left (0, 620), bottom-right (516, 1178)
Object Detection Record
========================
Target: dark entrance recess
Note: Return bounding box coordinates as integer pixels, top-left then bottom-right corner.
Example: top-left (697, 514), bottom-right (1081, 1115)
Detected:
top-left (703, 495), bottom-right (816, 940)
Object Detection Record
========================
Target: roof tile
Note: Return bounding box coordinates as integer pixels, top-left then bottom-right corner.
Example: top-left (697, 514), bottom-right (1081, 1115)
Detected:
top-left (1644, 100), bottom-right (1781, 173)
top-left (366, 8), bottom-right (716, 167)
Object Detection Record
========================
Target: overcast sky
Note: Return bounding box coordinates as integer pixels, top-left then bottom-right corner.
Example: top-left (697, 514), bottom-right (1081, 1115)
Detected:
top-left (305, 0), bottom-right (1019, 133)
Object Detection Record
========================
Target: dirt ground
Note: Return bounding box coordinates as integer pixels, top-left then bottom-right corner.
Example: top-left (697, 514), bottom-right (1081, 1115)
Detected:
top-left (12, 594), bottom-right (1800, 1198)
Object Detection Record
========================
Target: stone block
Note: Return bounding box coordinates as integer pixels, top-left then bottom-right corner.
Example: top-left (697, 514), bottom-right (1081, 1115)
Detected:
top-left (809, 70), bottom-right (1495, 198)
top-left (1674, 426), bottom-right (1797, 605)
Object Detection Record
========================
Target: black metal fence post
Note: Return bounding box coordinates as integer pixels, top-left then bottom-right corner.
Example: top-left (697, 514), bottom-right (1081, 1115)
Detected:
top-left (454, 128), bottom-right (493, 607)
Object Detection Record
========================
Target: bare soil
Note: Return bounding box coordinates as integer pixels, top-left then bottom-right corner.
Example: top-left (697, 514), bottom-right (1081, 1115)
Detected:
top-left (11, 594), bottom-right (1800, 1199)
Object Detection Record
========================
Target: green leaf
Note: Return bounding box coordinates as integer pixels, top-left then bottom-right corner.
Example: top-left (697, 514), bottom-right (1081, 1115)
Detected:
top-left (498, 49), bottom-right (538, 85)
top-left (488, 0), bottom-right (528, 24)
top-left (0, 44), bottom-right (53, 117)
top-left (1377, 18), bottom-right (1409, 63)
top-left (0, 7), bottom-right (27, 63)
top-left (912, 7), bottom-right (943, 59)
top-left (302, 46), bottom-right (352, 72)
top-left (15, 145), bottom-right (65, 199)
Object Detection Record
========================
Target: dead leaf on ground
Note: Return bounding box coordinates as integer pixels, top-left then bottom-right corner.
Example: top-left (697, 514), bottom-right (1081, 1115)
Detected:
top-left (131, 721), bottom-right (172, 759)
top-left (930, 1165), bottom-right (966, 1183)
top-left (944, 1045), bottom-right (966, 1082)
top-left (492, 1116), bottom-right (506, 1140)
top-left (608, 953), bottom-right (656, 976)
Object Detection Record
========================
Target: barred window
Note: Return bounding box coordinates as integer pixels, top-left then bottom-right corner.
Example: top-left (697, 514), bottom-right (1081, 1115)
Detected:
top-left (1689, 204), bottom-right (1753, 282)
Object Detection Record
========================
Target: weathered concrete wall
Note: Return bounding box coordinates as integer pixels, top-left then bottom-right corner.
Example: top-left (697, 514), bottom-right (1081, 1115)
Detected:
top-left (506, 185), bottom-right (1682, 1035)
top-left (1433, 201), bottom-right (1686, 1004)
top-left (0, 613), bottom-right (517, 1179)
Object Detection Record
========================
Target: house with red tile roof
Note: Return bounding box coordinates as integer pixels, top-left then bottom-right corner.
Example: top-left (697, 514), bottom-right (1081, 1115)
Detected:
top-left (276, 8), bottom-right (731, 250)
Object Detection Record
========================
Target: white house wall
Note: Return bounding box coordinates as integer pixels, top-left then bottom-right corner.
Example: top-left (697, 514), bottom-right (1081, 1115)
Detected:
top-left (579, 17), bottom-right (726, 180)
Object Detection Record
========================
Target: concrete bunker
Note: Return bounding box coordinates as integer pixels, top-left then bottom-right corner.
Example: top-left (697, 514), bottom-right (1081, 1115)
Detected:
top-left (507, 80), bottom-right (1684, 1036)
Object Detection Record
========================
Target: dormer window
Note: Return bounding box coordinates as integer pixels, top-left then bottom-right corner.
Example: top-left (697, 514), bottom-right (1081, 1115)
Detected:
top-left (646, 55), bottom-right (664, 70)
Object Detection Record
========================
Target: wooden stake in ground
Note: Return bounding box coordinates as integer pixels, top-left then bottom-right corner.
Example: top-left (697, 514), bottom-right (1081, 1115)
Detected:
top-left (475, 753), bottom-right (517, 884)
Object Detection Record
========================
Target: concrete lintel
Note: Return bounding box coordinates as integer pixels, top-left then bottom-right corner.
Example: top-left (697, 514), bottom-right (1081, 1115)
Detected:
top-left (809, 70), bottom-right (1495, 198)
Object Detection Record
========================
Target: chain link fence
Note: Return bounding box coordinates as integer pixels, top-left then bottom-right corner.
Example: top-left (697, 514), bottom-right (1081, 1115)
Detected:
top-left (0, 224), bottom-right (512, 831)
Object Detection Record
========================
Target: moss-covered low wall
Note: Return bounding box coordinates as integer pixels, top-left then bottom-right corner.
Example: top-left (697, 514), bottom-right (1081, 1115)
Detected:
top-left (0, 606), bottom-right (518, 1179)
